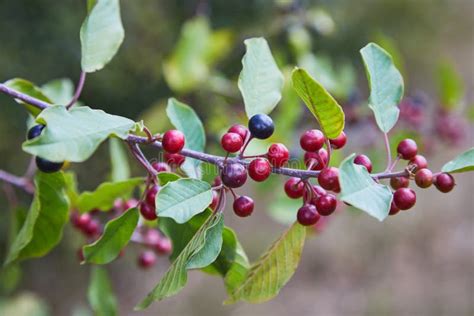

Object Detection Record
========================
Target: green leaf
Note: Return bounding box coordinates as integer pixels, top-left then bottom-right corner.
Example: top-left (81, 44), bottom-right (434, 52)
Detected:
top-left (23, 105), bottom-right (136, 163)
top-left (41, 78), bottom-right (75, 106)
top-left (339, 154), bottom-right (392, 221)
top-left (239, 37), bottom-right (284, 118)
top-left (186, 215), bottom-right (223, 269)
top-left (225, 222), bottom-right (306, 304)
top-left (80, 0), bottom-right (124, 73)
top-left (5, 172), bottom-right (69, 266)
top-left (88, 267), bottom-right (117, 316)
top-left (77, 178), bottom-right (143, 213)
top-left (83, 207), bottom-right (139, 264)
top-left (437, 61), bottom-right (465, 109)
top-left (156, 178), bottom-right (212, 224)
top-left (291, 67), bottom-right (345, 139)
top-left (157, 172), bottom-right (181, 186)
top-left (63, 172), bottom-right (80, 209)
top-left (221, 228), bottom-right (250, 294)
top-left (166, 98), bottom-right (205, 179)
top-left (360, 43), bottom-right (404, 133)
top-left (108, 138), bottom-right (130, 182)
top-left (4, 78), bottom-right (52, 117)
top-left (441, 148), bottom-right (474, 173)
top-left (135, 213), bottom-right (223, 310)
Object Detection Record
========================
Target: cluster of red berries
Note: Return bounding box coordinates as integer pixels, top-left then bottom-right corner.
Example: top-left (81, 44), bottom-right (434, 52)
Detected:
top-left (71, 210), bottom-right (103, 239)
top-left (136, 228), bottom-right (173, 269)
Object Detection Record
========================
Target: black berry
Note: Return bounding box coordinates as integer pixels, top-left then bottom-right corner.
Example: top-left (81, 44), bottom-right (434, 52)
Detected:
top-left (27, 124), bottom-right (45, 140)
top-left (248, 114), bottom-right (274, 139)
top-left (221, 162), bottom-right (247, 188)
top-left (35, 156), bottom-right (63, 173)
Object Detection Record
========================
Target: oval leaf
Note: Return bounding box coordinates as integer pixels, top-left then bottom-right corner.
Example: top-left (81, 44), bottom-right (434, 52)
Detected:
top-left (225, 222), bottom-right (306, 304)
top-left (4, 78), bottom-right (52, 117)
top-left (239, 37), bottom-right (284, 118)
top-left (80, 0), bottom-right (124, 73)
top-left (83, 207), bottom-right (139, 264)
top-left (41, 78), bottom-right (75, 106)
top-left (109, 138), bottom-right (131, 182)
top-left (441, 148), bottom-right (474, 173)
top-left (156, 178), bottom-right (212, 224)
top-left (88, 267), bottom-right (118, 316)
top-left (360, 43), bottom-right (404, 133)
top-left (339, 154), bottom-right (392, 221)
top-left (291, 67), bottom-right (345, 139)
top-left (22, 105), bottom-right (136, 163)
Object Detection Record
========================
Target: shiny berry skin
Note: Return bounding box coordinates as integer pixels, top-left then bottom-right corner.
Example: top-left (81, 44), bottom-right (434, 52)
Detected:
top-left (304, 148), bottom-right (328, 170)
top-left (248, 114), bottom-right (274, 139)
top-left (433, 173), bottom-right (455, 193)
top-left (248, 158), bottom-right (271, 182)
top-left (138, 251), bottom-right (157, 269)
top-left (318, 167), bottom-right (340, 192)
top-left (415, 168), bottom-right (433, 188)
top-left (212, 176), bottom-right (222, 187)
top-left (297, 204), bottom-right (320, 226)
top-left (389, 201), bottom-right (400, 216)
top-left (312, 185), bottom-right (327, 197)
top-left (408, 155), bottom-right (428, 171)
top-left (209, 190), bottom-right (219, 210)
top-left (390, 176), bottom-right (409, 190)
top-left (146, 185), bottom-right (159, 205)
top-left (27, 124), bottom-right (45, 140)
top-left (71, 212), bottom-right (91, 229)
top-left (221, 132), bottom-right (244, 153)
top-left (228, 124), bottom-right (248, 141)
top-left (221, 162), bottom-right (247, 188)
top-left (329, 131), bottom-right (347, 149)
top-left (140, 202), bottom-right (157, 221)
top-left (151, 162), bottom-right (171, 173)
top-left (267, 143), bottom-right (289, 167)
top-left (83, 219), bottom-right (101, 237)
top-left (284, 177), bottom-right (304, 199)
top-left (233, 196), bottom-right (254, 217)
top-left (300, 129), bottom-right (325, 152)
top-left (314, 194), bottom-right (337, 216)
top-left (123, 198), bottom-right (138, 210)
top-left (35, 156), bottom-right (64, 173)
top-left (397, 139), bottom-right (418, 160)
top-left (393, 188), bottom-right (416, 210)
top-left (162, 129), bottom-right (185, 153)
top-left (354, 154), bottom-right (373, 173)
top-left (155, 238), bottom-right (172, 255)
top-left (164, 153), bottom-right (185, 167)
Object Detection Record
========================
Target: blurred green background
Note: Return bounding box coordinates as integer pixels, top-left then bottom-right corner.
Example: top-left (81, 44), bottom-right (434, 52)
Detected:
top-left (0, 0), bottom-right (473, 315)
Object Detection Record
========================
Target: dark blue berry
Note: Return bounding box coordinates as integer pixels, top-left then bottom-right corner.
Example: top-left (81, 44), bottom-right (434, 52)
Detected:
top-left (35, 156), bottom-right (63, 173)
top-left (27, 124), bottom-right (45, 140)
top-left (248, 114), bottom-right (274, 139)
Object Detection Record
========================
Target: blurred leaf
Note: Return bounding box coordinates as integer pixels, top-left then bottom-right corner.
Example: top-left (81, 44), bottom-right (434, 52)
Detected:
top-left (157, 172), bottom-right (181, 185)
top-left (339, 154), bottom-right (392, 221)
top-left (239, 37), bottom-right (284, 117)
top-left (360, 43), bottom-right (404, 133)
top-left (268, 193), bottom-right (300, 225)
top-left (4, 78), bottom-right (52, 117)
top-left (63, 172), bottom-right (80, 208)
top-left (156, 178), bottom-right (212, 224)
top-left (108, 138), bottom-right (130, 182)
top-left (0, 265), bottom-right (22, 294)
top-left (77, 178), bottom-right (143, 213)
top-left (373, 33), bottom-right (406, 78)
top-left (288, 25), bottom-right (312, 57)
top-left (80, 0), bottom-right (124, 73)
top-left (437, 61), bottom-right (465, 109)
top-left (41, 78), bottom-right (74, 106)
top-left (222, 228), bottom-right (250, 294)
top-left (441, 148), bottom-right (474, 173)
top-left (83, 207), bottom-right (139, 264)
top-left (0, 292), bottom-right (50, 316)
top-left (88, 267), bottom-right (117, 316)
top-left (23, 105), bottom-right (137, 163)
top-left (291, 67), bottom-right (345, 139)
top-left (136, 213), bottom-right (223, 310)
top-left (137, 99), bottom-right (172, 134)
top-left (167, 98), bottom-right (205, 179)
top-left (205, 29), bottom-right (234, 64)
top-left (5, 172), bottom-right (69, 266)
top-left (225, 222), bottom-right (306, 304)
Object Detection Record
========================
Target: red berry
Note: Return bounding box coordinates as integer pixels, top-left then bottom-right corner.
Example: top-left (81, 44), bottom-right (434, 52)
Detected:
top-left (123, 198), bottom-right (138, 210)
top-left (209, 190), bottom-right (219, 210)
top-left (248, 158), bottom-right (271, 182)
top-left (221, 132), bottom-right (244, 153)
top-left (212, 176), bottom-right (222, 187)
top-left (233, 196), bottom-right (254, 217)
top-left (162, 130), bottom-right (185, 153)
top-left (138, 250), bottom-right (157, 269)
top-left (71, 212), bottom-right (91, 229)
top-left (304, 148), bottom-right (328, 170)
top-left (164, 153), bottom-right (185, 167)
top-left (329, 131), bottom-right (347, 149)
top-left (228, 124), bottom-right (249, 141)
top-left (390, 176), bottom-right (409, 190)
top-left (155, 238), bottom-right (172, 255)
top-left (143, 229), bottom-right (161, 247)
top-left (300, 129), bottom-right (325, 152)
top-left (434, 173), bottom-right (455, 193)
top-left (152, 162), bottom-right (171, 173)
top-left (146, 185), bottom-right (159, 205)
top-left (140, 202), bottom-right (157, 221)
top-left (408, 155), bottom-right (428, 171)
top-left (318, 167), bottom-right (340, 192)
top-left (83, 219), bottom-right (101, 237)
top-left (297, 204), bottom-right (320, 226)
top-left (314, 194), bottom-right (337, 216)
top-left (267, 143), bottom-right (289, 167)
top-left (221, 162), bottom-right (247, 188)
top-left (393, 188), bottom-right (416, 210)
top-left (312, 185), bottom-right (327, 197)
top-left (354, 154), bottom-right (373, 173)
top-left (397, 139), bottom-right (417, 160)
top-left (389, 201), bottom-right (400, 216)
top-left (415, 168), bottom-right (433, 188)
top-left (284, 177), bottom-right (304, 199)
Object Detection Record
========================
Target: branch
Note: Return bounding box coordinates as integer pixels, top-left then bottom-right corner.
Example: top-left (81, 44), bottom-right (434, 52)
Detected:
top-left (0, 83), bottom-right (50, 110)
top-left (66, 71), bottom-right (86, 109)
top-left (0, 169), bottom-right (34, 193)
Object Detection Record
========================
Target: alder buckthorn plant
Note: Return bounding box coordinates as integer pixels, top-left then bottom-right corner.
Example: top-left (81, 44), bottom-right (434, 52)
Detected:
top-left (0, 1), bottom-right (472, 314)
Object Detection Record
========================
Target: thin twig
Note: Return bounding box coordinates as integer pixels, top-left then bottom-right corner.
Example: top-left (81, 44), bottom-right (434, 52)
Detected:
top-left (383, 133), bottom-right (392, 172)
top-left (66, 71), bottom-right (86, 109)
top-left (0, 169), bottom-right (34, 193)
